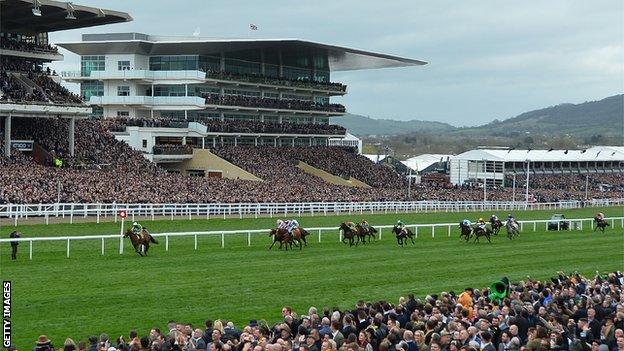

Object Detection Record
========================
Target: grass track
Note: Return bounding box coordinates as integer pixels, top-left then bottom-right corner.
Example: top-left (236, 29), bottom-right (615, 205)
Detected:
top-left (1, 206), bottom-right (623, 349)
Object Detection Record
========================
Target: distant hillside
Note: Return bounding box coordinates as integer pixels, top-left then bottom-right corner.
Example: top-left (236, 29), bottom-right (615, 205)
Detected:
top-left (459, 94), bottom-right (624, 137)
top-left (334, 114), bottom-right (456, 136)
top-left (335, 94), bottom-right (623, 138)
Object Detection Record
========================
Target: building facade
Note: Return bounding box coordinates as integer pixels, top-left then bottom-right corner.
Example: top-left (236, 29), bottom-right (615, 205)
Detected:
top-left (59, 33), bottom-right (424, 160)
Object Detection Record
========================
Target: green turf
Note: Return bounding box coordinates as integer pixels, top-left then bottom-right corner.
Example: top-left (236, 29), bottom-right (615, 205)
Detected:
top-left (0, 206), bottom-right (623, 349)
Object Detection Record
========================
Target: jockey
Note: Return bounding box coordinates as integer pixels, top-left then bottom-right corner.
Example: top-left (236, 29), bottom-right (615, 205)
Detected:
top-left (287, 219), bottom-right (299, 234)
top-left (490, 214), bottom-right (498, 223)
top-left (132, 222), bottom-right (143, 239)
top-left (595, 212), bottom-right (605, 222)
top-left (360, 219), bottom-right (370, 229)
top-left (397, 220), bottom-right (407, 235)
top-left (345, 221), bottom-right (358, 232)
top-left (507, 214), bottom-right (517, 224)
top-left (462, 219), bottom-right (471, 227)
top-left (477, 217), bottom-right (487, 231)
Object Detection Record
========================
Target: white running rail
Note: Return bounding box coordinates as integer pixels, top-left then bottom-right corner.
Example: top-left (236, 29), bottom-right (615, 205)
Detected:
top-left (0, 216), bottom-right (621, 260)
top-left (0, 199), bottom-right (622, 226)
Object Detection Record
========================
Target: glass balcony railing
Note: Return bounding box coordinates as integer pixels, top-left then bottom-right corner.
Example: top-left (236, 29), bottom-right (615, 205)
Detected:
top-left (88, 96), bottom-right (206, 107)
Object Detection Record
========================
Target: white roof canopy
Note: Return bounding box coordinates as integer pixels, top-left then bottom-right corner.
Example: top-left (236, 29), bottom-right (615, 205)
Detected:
top-left (451, 146), bottom-right (624, 163)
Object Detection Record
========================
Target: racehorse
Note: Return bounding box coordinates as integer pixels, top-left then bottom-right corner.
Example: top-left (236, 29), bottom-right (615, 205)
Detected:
top-left (339, 222), bottom-right (359, 247)
top-left (491, 219), bottom-right (504, 235)
top-left (124, 228), bottom-right (158, 256)
top-left (268, 228), bottom-right (299, 250)
top-left (505, 220), bottom-right (520, 239)
top-left (356, 222), bottom-right (378, 244)
top-left (594, 218), bottom-right (610, 232)
top-left (459, 223), bottom-right (472, 242)
top-left (392, 225), bottom-right (415, 246)
top-left (470, 225), bottom-right (492, 243)
top-left (292, 227), bottom-right (310, 247)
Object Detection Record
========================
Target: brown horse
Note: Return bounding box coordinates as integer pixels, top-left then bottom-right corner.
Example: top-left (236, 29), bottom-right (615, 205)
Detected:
top-left (292, 227), bottom-right (310, 247)
top-left (268, 228), bottom-right (299, 250)
top-left (339, 222), bottom-right (359, 246)
top-left (470, 225), bottom-right (492, 243)
top-left (124, 228), bottom-right (158, 256)
top-left (459, 223), bottom-right (472, 242)
top-left (356, 222), bottom-right (378, 244)
top-left (594, 218), bottom-right (610, 232)
top-left (392, 225), bottom-right (415, 246)
top-left (490, 219), bottom-right (504, 235)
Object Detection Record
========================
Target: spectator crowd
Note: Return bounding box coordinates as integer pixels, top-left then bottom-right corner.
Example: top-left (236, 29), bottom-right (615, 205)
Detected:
top-left (0, 36), bottom-right (58, 54)
top-left (22, 270), bottom-right (624, 351)
top-left (205, 70), bottom-right (346, 92)
top-left (0, 118), bottom-right (622, 204)
top-left (204, 94), bottom-right (346, 113)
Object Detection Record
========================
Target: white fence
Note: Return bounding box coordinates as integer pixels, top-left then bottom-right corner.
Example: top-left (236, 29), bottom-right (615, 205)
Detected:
top-left (1, 216), bottom-right (622, 260)
top-left (1, 199), bottom-right (622, 226)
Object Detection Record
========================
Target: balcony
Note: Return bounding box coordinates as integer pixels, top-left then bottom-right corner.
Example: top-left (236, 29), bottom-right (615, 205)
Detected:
top-left (61, 70), bottom-right (206, 84)
top-left (88, 96), bottom-right (206, 110)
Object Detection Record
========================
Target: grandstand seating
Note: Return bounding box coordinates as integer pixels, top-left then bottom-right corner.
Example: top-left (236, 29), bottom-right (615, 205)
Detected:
top-left (205, 69), bottom-right (347, 92)
top-left (204, 94), bottom-right (346, 113)
top-left (0, 118), bottom-right (622, 204)
top-left (107, 117), bottom-right (347, 136)
top-left (0, 55), bottom-right (83, 105)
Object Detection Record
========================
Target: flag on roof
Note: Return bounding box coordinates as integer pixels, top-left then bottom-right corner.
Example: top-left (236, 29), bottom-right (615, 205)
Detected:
top-left (250, 23), bottom-right (258, 30)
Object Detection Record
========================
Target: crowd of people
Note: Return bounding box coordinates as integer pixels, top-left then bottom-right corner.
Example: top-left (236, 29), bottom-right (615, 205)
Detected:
top-left (0, 118), bottom-right (622, 204)
top-left (0, 56), bottom-right (83, 105)
top-left (204, 94), bottom-right (346, 113)
top-left (205, 69), bottom-right (347, 92)
top-left (201, 119), bottom-right (346, 136)
top-left (0, 36), bottom-right (58, 53)
top-left (23, 270), bottom-right (624, 351)
top-left (153, 144), bottom-right (194, 155)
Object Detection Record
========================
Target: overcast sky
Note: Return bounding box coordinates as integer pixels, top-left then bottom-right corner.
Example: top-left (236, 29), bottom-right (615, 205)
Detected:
top-left (49, 0), bottom-right (624, 126)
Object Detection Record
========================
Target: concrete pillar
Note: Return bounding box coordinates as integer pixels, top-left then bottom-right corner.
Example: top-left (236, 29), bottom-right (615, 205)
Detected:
top-left (184, 110), bottom-right (188, 120)
top-left (212, 137), bottom-right (216, 148)
top-left (260, 51), bottom-right (266, 75)
top-left (254, 137), bottom-right (258, 146)
top-left (220, 52), bottom-right (225, 72)
top-left (4, 115), bottom-right (11, 157)
top-left (278, 116), bottom-right (283, 124)
top-left (260, 114), bottom-right (265, 123)
top-left (291, 138), bottom-right (295, 147)
top-left (185, 84), bottom-right (188, 96)
top-left (220, 112), bottom-right (225, 121)
top-left (182, 136), bottom-right (187, 145)
top-left (202, 137), bottom-right (205, 149)
top-left (234, 137), bottom-right (237, 147)
top-left (68, 117), bottom-right (76, 156)
top-left (278, 48), bottom-right (283, 77)
top-left (274, 138), bottom-right (277, 147)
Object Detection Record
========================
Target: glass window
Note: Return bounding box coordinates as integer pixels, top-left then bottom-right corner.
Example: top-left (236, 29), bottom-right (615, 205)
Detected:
top-left (90, 106), bottom-right (103, 117)
top-left (81, 55), bottom-right (105, 76)
top-left (80, 80), bottom-right (103, 100)
top-left (117, 86), bottom-right (130, 96)
top-left (224, 58), bottom-right (261, 75)
top-left (149, 55), bottom-right (199, 71)
top-left (118, 60), bottom-right (130, 70)
top-left (142, 139), bottom-right (147, 148)
top-left (117, 111), bottom-right (130, 117)
top-left (153, 85), bottom-right (186, 97)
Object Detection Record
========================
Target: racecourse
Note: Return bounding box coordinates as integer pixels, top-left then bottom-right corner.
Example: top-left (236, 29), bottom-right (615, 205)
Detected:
top-left (1, 206), bottom-right (623, 349)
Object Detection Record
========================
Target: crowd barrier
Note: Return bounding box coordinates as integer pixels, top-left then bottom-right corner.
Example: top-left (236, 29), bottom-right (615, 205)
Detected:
top-left (0, 216), bottom-right (621, 260)
top-left (0, 198), bottom-right (622, 226)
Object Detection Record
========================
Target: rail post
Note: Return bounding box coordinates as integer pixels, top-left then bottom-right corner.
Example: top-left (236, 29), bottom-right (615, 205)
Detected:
top-left (101, 237), bottom-right (105, 255)
top-left (29, 240), bottom-right (33, 260)
top-left (379, 228), bottom-right (382, 240)
top-left (66, 239), bottom-right (70, 258)
top-left (448, 225), bottom-right (451, 237)
top-left (221, 232), bottom-right (225, 248)
top-left (533, 222), bottom-right (536, 232)
top-left (247, 232), bottom-right (251, 246)
top-left (165, 234), bottom-right (169, 251)
top-left (318, 229), bottom-right (321, 243)
top-left (432, 226), bottom-right (435, 238)
top-left (194, 234), bottom-right (198, 250)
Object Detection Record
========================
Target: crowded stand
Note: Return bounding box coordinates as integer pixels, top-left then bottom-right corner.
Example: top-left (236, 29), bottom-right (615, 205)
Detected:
top-left (205, 69), bottom-right (347, 92)
top-left (0, 118), bottom-right (622, 204)
top-left (107, 117), bottom-right (346, 135)
top-left (0, 56), bottom-right (83, 105)
top-left (23, 270), bottom-right (624, 351)
top-left (0, 36), bottom-right (59, 54)
top-left (153, 144), bottom-right (194, 155)
top-left (204, 94), bottom-right (346, 113)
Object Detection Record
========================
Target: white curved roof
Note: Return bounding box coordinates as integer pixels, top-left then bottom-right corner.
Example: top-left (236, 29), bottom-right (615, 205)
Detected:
top-left (451, 146), bottom-right (624, 162)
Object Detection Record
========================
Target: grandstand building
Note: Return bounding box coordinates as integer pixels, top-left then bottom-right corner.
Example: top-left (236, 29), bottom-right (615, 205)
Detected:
top-left (58, 33), bottom-right (424, 162)
top-left (0, 0), bottom-right (131, 158)
top-left (449, 146), bottom-right (624, 186)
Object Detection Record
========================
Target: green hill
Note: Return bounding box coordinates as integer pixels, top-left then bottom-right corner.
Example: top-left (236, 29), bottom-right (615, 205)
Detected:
top-left (333, 113), bottom-right (456, 136)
